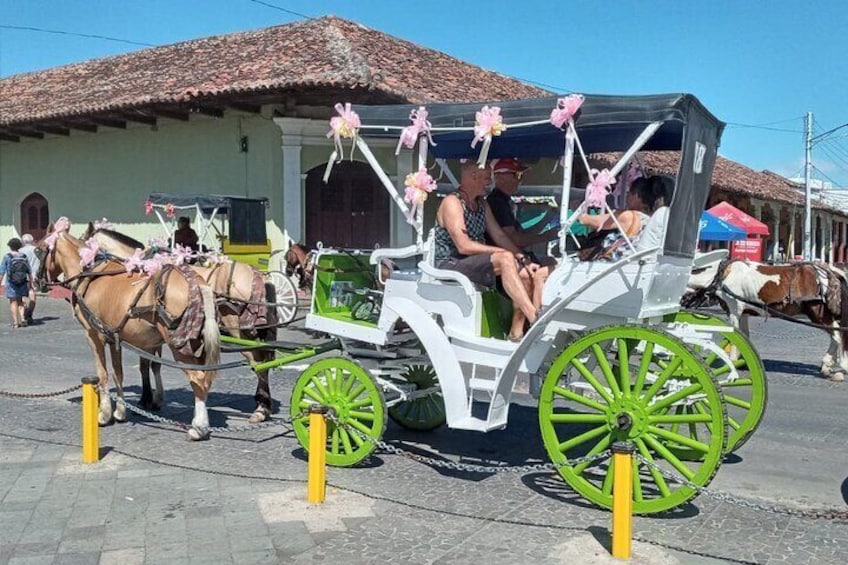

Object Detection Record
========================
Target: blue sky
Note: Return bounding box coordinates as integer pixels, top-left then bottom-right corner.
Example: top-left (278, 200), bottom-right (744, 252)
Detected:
top-left (2, 0), bottom-right (847, 187)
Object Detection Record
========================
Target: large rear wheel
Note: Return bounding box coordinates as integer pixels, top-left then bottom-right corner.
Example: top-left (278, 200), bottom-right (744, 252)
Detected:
top-left (538, 325), bottom-right (726, 514)
top-left (664, 311), bottom-right (767, 455)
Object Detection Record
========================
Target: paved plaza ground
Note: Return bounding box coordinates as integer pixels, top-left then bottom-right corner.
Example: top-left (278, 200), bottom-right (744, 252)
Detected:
top-left (1, 297), bottom-right (847, 564)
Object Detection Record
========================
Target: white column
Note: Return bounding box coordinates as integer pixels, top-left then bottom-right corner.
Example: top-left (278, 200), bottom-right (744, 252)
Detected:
top-left (273, 117), bottom-right (312, 247)
top-left (827, 215), bottom-right (834, 264)
top-left (393, 151), bottom-right (415, 247)
top-left (788, 213), bottom-right (796, 259)
top-left (772, 213), bottom-right (781, 263)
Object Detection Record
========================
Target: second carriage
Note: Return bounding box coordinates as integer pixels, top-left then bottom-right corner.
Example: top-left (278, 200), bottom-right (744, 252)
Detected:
top-left (284, 93), bottom-right (766, 514)
top-left (145, 192), bottom-right (299, 324)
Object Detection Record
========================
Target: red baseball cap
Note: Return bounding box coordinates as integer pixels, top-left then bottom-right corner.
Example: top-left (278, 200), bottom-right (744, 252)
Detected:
top-left (492, 158), bottom-right (529, 174)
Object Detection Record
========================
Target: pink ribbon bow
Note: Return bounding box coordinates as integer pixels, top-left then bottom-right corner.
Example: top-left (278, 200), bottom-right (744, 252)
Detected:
top-left (78, 238), bottom-right (101, 267)
top-left (93, 217), bottom-right (113, 230)
top-left (125, 248), bottom-right (145, 273)
top-left (44, 216), bottom-right (71, 250)
top-left (327, 102), bottom-right (361, 162)
top-left (471, 106), bottom-right (506, 167)
top-left (144, 201), bottom-right (154, 215)
top-left (395, 106), bottom-right (436, 154)
top-left (164, 203), bottom-right (176, 219)
top-left (403, 167), bottom-right (437, 224)
top-left (170, 244), bottom-right (195, 266)
top-left (141, 255), bottom-right (166, 276)
top-left (549, 94), bottom-right (584, 129)
top-left (584, 168), bottom-right (617, 208)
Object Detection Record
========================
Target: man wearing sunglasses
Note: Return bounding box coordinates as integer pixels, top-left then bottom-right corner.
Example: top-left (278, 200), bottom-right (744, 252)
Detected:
top-left (487, 158), bottom-right (558, 265)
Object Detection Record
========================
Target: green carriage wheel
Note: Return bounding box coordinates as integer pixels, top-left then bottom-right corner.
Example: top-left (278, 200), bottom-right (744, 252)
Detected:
top-left (388, 364), bottom-right (446, 431)
top-left (665, 311), bottom-right (767, 455)
top-left (538, 325), bottom-right (726, 514)
top-left (290, 358), bottom-right (386, 467)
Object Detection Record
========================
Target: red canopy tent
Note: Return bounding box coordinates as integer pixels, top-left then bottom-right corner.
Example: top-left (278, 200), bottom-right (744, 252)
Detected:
top-left (707, 202), bottom-right (769, 261)
top-left (707, 202), bottom-right (769, 236)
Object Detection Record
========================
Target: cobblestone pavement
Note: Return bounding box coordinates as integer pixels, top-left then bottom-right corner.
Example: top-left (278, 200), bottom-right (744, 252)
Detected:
top-left (1, 298), bottom-right (847, 564)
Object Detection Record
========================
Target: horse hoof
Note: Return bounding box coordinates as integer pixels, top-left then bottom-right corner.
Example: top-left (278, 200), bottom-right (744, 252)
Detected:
top-left (249, 409), bottom-right (270, 424)
top-left (187, 427), bottom-right (210, 441)
top-left (98, 416), bottom-right (112, 426)
top-left (829, 372), bottom-right (845, 382)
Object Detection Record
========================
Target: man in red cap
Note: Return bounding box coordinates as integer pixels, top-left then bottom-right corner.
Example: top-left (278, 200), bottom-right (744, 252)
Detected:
top-left (487, 158), bottom-right (558, 256)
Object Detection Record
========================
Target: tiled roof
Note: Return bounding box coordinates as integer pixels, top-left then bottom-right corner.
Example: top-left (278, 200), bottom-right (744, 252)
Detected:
top-left (0, 16), bottom-right (549, 127)
top-left (592, 151), bottom-right (843, 215)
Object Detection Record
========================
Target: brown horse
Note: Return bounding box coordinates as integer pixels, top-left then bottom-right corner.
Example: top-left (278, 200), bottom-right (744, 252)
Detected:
top-left (688, 258), bottom-right (848, 381)
top-left (38, 225), bottom-right (221, 440)
top-left (80, 224), bottom-right (278, 423)
top-left (284, 242), bottom-right (315, 291)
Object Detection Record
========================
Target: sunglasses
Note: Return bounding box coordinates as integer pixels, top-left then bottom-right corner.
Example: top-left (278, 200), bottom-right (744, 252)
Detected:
top-left (496, 171), bottom-right (524, 180)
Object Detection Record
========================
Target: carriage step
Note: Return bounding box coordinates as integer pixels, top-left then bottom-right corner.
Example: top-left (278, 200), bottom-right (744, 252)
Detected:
top-left (469, 377), bottom-right (497, 393)
top-left (449, 416), bottom-right (507, 432)
top-left (444, 329), bottom-right (517, 355)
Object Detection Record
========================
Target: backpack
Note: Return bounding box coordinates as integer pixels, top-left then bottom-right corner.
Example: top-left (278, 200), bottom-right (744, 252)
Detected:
top-left (7, 254), bottom-right (29, 286)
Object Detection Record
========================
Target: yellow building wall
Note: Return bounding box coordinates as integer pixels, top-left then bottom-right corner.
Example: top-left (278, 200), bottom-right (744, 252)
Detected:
top-left (0, 111), bottom-right (286, 253)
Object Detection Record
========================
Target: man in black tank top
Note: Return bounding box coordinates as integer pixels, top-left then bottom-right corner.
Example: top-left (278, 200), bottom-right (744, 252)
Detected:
top-left (434, 160), bottom-right (541, 340)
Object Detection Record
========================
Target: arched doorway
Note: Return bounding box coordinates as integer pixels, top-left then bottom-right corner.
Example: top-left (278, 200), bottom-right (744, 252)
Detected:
top-left (305, 161), bottom-right (390, 249)
top-left (20, 192), bottom-right (50, 240)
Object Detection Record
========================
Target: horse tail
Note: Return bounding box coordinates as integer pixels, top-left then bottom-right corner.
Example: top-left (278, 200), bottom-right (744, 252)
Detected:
top-left (199, 285), bottom-right (221, 373)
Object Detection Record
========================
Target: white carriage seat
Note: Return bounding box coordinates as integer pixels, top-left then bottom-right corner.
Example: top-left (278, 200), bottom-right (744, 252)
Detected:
top-left (634, 206), bottom-right (668, 254)
top-left (369, 245), bottom-right (422, 283)
top-left (417, 229), bottom-right (479, 297)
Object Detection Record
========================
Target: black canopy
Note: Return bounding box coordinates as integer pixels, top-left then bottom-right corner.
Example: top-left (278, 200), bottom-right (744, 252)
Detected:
top-left (147, 193), bottom-right (269, 214)
top-left (353, 93), bottom-right (724, 258)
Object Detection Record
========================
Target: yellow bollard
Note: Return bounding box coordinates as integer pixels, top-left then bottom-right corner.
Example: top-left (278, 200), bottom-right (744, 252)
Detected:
top-left (307, 405), bottom-right (328, 503)
top-left (81, 376), bottom-right (100, 463)
top-left (611, 441), bottom-right (634, 559)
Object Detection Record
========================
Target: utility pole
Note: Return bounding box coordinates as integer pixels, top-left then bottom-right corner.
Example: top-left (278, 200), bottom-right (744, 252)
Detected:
top-left (803, 112), bottom-right (813, 260)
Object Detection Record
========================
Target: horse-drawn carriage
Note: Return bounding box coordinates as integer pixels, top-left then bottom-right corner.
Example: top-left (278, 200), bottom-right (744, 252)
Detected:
top-left (144, 192), bottom-right (299, 324)
top-left (287, 93), bottom-right (769, 514)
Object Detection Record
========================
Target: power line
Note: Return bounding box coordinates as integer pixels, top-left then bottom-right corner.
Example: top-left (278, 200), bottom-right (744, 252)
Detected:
top-left (812, 121), bottom-right (848, 143)
top-left (725, 120), bottom-right (803, 134)
top-left (245, 0), bottom-right (312, 19)
top-left (0, 24), bottom-right (154, 47)
top-left (811, 164), bottom-right (846, 189)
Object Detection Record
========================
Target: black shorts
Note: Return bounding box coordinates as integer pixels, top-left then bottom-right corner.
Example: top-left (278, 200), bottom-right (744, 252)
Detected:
top-left (438, 253), bottom-right (495, 289)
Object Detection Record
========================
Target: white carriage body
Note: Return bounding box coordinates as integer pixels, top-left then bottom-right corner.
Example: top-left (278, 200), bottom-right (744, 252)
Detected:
top-left (306, 93), bottom-right (725, 433)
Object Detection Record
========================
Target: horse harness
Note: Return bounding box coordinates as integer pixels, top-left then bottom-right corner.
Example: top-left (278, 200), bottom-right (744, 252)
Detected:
top-left (63, 255), bottom-right (204, 354)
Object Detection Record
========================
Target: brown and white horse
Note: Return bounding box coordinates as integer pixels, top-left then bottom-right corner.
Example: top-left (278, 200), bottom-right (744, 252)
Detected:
top-left (687, 258), bottom-right (848, 381)
top-left (38, 227), bottom-right (222, 440)
top-left (80, 224), bottom-right (278, 423)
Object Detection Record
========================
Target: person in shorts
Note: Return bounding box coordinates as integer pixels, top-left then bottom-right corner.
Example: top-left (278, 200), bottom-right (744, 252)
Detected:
top-left (0, 238), bottom-right (32, 328)
top-left (433, 160), bottom-right (540, 340)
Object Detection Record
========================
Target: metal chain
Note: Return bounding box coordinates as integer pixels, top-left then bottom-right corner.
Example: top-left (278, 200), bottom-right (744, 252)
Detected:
top-left (635, 454), bottom-right (848, 522)
top-left (112, 393), bottom-right (301, 434)
top-left (0, 383), bottom-right (83, 399)
top-left (325, 412), bottom-right (610, 474)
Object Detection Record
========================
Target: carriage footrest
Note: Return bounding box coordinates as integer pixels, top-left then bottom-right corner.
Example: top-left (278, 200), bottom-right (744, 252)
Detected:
top-left (469, 377), bottom-right (497, 393)
top-left (449, 416), bottom-right (507, 432)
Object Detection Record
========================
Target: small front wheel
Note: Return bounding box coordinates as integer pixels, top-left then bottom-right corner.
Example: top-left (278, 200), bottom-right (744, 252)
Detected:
top-left (290, 358), bottom-right (386, 467)
top-left (265, 270), bottom-right (298, 325)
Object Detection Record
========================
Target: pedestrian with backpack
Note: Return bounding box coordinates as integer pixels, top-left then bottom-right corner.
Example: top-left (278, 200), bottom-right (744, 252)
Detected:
top-left (0, 238), bottom-right (32, 328)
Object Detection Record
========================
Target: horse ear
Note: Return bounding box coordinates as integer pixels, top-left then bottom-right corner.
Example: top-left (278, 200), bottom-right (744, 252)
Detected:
top-left (46, 222), bottom-right (54, 234)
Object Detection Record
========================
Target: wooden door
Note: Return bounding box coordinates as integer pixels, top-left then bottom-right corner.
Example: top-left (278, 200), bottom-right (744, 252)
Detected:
top-left (20, 193), bottom-right (50, 240)
top-left (305, 161), bottom-right (390, 249)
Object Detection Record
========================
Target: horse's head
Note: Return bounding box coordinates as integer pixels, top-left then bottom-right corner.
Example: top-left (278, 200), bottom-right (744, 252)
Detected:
top-left (36, 220), bottom-right (85, 285)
